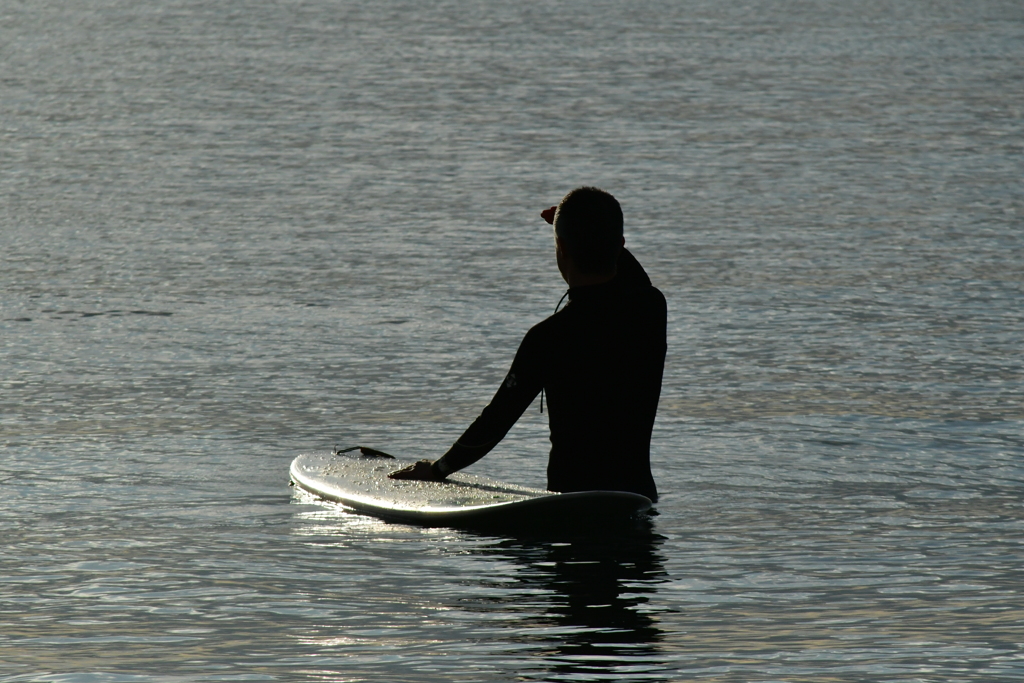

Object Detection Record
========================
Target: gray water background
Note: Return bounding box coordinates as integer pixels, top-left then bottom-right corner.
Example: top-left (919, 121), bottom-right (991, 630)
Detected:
top-left (2, 0), bottom-right (1023, 680)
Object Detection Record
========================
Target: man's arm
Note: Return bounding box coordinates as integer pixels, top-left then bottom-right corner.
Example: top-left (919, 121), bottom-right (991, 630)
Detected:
top-left (389, 327), bottom-right (546, 481)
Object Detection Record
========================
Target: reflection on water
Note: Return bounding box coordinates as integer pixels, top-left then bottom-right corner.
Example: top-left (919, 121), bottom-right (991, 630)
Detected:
top-left (291, 492), bottom-right (674, 682)
top-left (478, 532), bottom-right (671, 682)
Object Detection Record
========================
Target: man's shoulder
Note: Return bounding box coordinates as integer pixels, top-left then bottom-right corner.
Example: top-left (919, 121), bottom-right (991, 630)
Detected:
top-left (528, 305), bottom-right (570, 336)
top-left (617, 276), bottom-right (666, 311)
top-left (535, 283), bottom-right (665, 328)
top-left (517, 300), bottom-right (578, 349)
top-left (643, 282), bottom-right (667, 311)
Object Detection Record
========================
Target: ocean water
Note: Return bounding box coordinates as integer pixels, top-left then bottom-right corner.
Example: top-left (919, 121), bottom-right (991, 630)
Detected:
top-left (2, 0), bottom-right (1023, 681)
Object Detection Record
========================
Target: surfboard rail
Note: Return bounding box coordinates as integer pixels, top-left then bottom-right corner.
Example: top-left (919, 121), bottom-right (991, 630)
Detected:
top-left (289, 451), bottom-right (652, 530)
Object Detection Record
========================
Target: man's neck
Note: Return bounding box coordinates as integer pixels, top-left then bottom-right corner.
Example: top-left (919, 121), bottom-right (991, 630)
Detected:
top-left (566, 269), bottom-right (616, 288)
top-left (555, 236), bottom-right (620, 288)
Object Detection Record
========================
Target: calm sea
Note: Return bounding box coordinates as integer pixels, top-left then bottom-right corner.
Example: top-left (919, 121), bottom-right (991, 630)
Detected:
top-left (2, 1), bottom-right (1022, 681)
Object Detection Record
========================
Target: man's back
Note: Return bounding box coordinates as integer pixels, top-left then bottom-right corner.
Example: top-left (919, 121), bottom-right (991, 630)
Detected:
top-left (431, 249), bottom-right (666, 500)
top-left (534, 250), bottom-right (666, 500)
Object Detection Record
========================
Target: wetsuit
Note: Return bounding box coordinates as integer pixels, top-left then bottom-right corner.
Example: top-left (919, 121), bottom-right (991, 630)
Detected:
top-left (431, 248), bottom-right (666, 502)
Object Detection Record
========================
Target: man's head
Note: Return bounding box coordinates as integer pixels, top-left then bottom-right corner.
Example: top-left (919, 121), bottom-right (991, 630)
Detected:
top-left (553, 187), bottom-right (624, 277)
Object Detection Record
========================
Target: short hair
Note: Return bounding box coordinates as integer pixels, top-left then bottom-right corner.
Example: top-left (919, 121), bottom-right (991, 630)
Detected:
top-left (553, 187), bottom-right (623, 275)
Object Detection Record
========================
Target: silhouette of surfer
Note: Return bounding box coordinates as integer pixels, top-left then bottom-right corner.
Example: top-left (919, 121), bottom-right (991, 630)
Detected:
top-left (390, 187), bottom-right (666, 501)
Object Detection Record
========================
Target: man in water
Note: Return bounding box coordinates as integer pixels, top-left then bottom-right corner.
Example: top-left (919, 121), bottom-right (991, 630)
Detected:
top-left (389, 187), bottom-right (666, 501)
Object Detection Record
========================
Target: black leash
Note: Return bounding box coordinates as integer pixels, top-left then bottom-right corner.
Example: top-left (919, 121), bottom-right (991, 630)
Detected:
top-left (332, 445), bottom-right (396, 459)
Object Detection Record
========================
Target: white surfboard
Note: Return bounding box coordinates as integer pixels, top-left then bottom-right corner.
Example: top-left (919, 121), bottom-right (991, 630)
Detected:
top-left (289, 450), bottom-right (652, 530)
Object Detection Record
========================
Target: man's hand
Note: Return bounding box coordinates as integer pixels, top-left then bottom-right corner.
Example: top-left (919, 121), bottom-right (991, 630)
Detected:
top-left (388, 459), bottom-right (441, 481)
top-left (540, 206), bottom-right (556, 225)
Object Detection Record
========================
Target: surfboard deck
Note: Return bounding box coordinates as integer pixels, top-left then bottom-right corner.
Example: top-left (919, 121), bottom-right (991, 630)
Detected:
top-left (289, 450), bottom-right (653, 531)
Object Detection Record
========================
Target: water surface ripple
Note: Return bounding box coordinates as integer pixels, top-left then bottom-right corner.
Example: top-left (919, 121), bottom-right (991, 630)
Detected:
top-left (2, 1), bottom-right (1022, 681)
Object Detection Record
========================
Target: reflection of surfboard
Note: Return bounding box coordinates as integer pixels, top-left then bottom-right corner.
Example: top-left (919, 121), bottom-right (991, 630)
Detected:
top-left (289, 451), bottom-right (652, 530)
